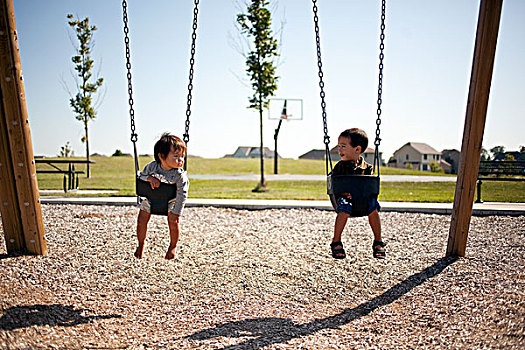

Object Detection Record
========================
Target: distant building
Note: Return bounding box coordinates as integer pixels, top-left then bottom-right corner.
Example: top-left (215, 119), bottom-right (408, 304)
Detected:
top-left (225, 146), bottom-right (279, 159)
top-left (299, 146), bottom-right (383, 165)
top-left (439, 159), bottom-right (453, 174)
top-left (298, 149), bottom-right (325, 160)
top-left (391, 142), bottom-right (441, 171)
top-left (441, 149), bottom-right (460, 174)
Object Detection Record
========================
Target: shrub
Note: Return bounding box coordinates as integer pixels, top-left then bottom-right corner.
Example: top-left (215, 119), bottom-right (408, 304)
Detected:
top-left (112, 149), bottom-right (124, 157)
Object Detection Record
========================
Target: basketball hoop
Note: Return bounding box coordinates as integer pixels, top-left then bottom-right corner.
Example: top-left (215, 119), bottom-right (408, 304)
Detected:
top-left (268, 98), bottom-right (303, 120)
top-left (268, 98), bottom-right (303, 174)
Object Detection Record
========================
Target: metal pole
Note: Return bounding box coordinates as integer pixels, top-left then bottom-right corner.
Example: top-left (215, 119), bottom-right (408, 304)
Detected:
top-left (274, 119), bottom-right (283, 174)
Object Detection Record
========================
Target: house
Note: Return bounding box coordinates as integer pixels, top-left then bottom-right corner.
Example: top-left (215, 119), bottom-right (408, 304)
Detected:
top-left (299, 147), bottom-right (383, 165)
top-left (439, 159), bottom-right (453, 174)
top-left (391, 142), bottom-right (441, 171)
top-left (441, 149), bottom-right (460, 174)
top-left (298, 149), bottom-right (325, 160)
top-left (225, 146), bottom-right (278, 159)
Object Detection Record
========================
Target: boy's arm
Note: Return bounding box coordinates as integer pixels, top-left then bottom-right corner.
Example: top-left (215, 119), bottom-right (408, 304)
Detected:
top-left (138, 162), bottom-right (155, 181)
top-left (171, 171), bottom-right (189, 216)
top-left (138, 162), bottom-right (161, 189)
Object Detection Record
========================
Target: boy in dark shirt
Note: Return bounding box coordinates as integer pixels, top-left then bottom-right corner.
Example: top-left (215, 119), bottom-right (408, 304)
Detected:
top-left (330, 128), bottom-right (386, 259)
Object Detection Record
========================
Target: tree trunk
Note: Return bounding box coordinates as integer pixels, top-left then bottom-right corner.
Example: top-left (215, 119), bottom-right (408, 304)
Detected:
top-left (84, 119), bottom-right (90, 178)
top-left (256, 49), bottom-right (265, 191)
top-left (259, 98), bottom-right (265, 188)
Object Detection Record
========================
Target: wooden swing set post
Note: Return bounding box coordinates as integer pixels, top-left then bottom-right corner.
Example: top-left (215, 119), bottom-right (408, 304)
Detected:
top-left (447, 0), bottom-right (503, 257)
top-left (0, 0), bottom-right (47, 255)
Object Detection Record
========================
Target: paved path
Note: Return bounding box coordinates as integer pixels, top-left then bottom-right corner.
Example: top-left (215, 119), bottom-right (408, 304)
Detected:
top-left (189, 174), bottom-right (457, 182)
top-left (39, 196), bottom-right (525, 216)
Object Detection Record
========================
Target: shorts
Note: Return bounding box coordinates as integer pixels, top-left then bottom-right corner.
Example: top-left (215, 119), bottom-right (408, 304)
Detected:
top-left (138, 197), bottom-right (178, 215)
top-left (335, 196), bottom-right (381, 216)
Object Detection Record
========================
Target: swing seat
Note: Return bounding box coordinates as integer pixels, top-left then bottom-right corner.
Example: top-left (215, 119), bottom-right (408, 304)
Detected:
top-left (327, 173), bottom-right (380, 217)
top-left (136, 178), bottom-right (177, 216)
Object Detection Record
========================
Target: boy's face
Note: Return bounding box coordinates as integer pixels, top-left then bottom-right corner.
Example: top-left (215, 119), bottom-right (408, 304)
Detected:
top-left (159, 145), bottom-right (185, 170)
top-left (338, 136), bottom-right (361, 162)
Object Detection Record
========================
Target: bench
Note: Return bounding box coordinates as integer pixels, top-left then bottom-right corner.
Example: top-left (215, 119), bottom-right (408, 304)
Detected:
top-left (35, 159), bottom-right (95, 192)
top-left (476, 160), bottom-right (525, 203)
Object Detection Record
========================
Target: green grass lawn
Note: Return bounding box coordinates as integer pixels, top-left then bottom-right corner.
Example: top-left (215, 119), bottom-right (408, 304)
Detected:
top-left (35, 156), bottom-right (525, 203)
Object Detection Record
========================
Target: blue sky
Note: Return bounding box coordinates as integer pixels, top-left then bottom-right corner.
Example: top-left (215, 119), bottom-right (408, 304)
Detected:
top-left (12, 0), bottom-right (525, 161)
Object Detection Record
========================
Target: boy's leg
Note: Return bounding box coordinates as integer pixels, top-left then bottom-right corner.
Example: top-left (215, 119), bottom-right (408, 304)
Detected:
top-left (333, 212), bottom-right (350, 243)
top-left (368, 209), bottom-right (382, 242)
top-left (331, 212), bottom-right (349, 259)
top-left (166, 212), bottom-right (180, 260)
top-left (135, 209), bottom-right (151, 259)
top-left (369, 209), bottom-right (386, 258)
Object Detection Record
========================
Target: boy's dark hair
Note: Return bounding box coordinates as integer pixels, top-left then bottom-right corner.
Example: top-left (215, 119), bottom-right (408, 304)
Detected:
top-left (154, 133), bottom-right (187, 163)
top-left (340, 128), bottom-right (368, 152)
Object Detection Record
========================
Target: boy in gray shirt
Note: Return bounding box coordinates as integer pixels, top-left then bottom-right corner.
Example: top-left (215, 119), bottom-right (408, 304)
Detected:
top-left (135, 133), bottom-right (189, 260)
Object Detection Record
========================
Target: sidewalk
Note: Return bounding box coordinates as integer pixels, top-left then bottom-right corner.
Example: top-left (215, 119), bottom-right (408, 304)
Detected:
top-left (189, 174), bottom-right (457, 182)
top-left (39, 196), bottom-right (525, 216)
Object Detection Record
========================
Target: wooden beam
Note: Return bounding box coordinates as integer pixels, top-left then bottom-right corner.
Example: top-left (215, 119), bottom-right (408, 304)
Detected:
top-left (447, 0), bottom-right (503, 257)
top-left (0, 84), bottom-right (24, 252)
top-left (0, 0), bottom-right (47, 255)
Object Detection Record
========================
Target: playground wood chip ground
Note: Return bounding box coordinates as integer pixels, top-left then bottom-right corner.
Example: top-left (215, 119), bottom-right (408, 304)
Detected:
top-left (0, 205), bottom-right (524, 349)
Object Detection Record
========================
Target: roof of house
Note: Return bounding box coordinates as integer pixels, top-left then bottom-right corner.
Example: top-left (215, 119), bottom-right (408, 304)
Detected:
top-left (235, 147), bottom-right (253, 156)
top-left (397, 142), bottom-right (440, 155)
top-left (298, 149), bottom-right (325, 159)
top-left (229, 146), bottom-right (277, 158)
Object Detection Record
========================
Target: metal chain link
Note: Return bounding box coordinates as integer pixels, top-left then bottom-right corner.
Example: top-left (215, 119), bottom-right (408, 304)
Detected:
top-left (122, 0), bottom-right (136, 144)
top-left (312, 0), bottom-right (329, 147)
top-left (373, 0), bottom-right (386, 174)
top-left (312, 0), bottom-right (332, 174)
top-left (121, 0), bottom-right (139, 177)
top-left (183, 0), bottom-right (200, 145)
top-left (375, 0), bottom-right (386, 149)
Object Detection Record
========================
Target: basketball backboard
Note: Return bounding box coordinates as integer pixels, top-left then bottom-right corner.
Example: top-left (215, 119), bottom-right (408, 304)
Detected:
top-left (268, 98), bottom-right (303, 120)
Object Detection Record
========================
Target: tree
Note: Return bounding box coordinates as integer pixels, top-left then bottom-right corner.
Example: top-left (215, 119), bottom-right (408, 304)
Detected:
top-left (67, 14), bottom-right (103, 178)
top-left (520, 145), bottom-right (525, 153)
top-left (480, 147), bottom-right (490, 161)
top-left (489, 145), bottom-right (505, 160)
top-left (237, 0), bottom-right (279, 192)
top-left (58, 142), bottom-right (74, 157)
top-left (112, 149), bottom-right (124, 157)
top-left (430, 160), bottom-right (443, 173)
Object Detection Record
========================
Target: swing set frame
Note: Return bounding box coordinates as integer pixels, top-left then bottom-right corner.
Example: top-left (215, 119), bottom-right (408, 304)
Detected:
top-left (0, 0), bottom-right (504, 257)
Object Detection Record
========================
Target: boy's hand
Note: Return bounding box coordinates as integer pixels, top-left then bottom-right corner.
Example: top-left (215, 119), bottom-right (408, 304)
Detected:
top-left (148, 176), bottom-right (160, 189)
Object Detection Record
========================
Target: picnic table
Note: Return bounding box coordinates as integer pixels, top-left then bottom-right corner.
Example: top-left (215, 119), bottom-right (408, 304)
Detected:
top-left (476, 160), bottom-right (525, 202)
top-left (35, 159), bottom-right (95, 192)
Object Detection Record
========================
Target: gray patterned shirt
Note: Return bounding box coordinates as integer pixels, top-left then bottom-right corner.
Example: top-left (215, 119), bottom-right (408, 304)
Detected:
top-left (138, 161), bottom-right (189, 215)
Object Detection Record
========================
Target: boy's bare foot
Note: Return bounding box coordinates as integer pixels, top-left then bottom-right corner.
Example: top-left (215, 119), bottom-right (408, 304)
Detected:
top-left (134, 244), bottom-right (145, 259)
top-left (165, 245), bottom-right (177, 260)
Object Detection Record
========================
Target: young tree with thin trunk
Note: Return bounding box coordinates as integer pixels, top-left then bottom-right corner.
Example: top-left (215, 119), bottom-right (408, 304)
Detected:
top-left (237, 0), bottom-right (279, 191)
top-left (67, 14), bottom-right (103, 178)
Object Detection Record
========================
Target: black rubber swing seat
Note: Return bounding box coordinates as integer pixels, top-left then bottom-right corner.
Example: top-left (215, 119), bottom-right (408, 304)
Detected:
top-left (327, 173), bottom-right (380, 217)
top-left (136, 178), bottom-right (178, 216)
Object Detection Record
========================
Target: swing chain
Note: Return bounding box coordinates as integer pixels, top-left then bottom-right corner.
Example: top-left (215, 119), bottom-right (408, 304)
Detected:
top-left (374, 0), bottom-right (386, 149)
top-left (183, 0), bottom-right (200, 145)
top-left (312, 0), bottom-right (329, 148)
top-left (122, 0), bottom-right (137, 144)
